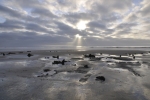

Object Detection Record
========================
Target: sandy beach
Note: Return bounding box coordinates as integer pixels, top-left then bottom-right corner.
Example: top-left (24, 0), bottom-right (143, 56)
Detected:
top-left (0, 48), bottom-right (150, 100)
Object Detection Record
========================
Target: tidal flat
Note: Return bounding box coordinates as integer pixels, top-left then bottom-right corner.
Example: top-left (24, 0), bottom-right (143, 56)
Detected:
top-left (0, 49), bottom-right (150, 100)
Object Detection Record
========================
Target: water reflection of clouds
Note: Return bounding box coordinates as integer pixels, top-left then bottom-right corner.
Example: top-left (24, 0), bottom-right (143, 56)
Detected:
top-left (0, 51), bottom-right (150, 100)
top-left (0, 61), bottom-right (27, 67)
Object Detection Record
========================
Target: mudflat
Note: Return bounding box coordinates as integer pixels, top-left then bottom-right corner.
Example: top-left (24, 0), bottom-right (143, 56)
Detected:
top-left (0, 49), bottom-right (150, 100)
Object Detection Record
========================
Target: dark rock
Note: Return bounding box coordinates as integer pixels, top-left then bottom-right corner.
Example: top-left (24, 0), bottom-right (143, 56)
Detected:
top-left (52, 61), bottom-right (62, 64)
top-left (62, 59), bottom-right (69, 65)
top-left (52, 59), bottom-right (69, 65)
top-left (2, 53), bottom-right (5, 56)
top-left (109, 57), bottom-right (133, 61)
top-left (132, 55), bottom-right (135, 59)
top-left (84, 65), bottom-right (89, 68)
top-left (52, 56), bottom-right (59, 59)
top-left (43, 69), bottom-right (50, 72)
top-left (27, 53), bottom-right (33, 57)
top-left (84, 54), bottom-right (95, 58)
top-left (45, 57), bottom-right (49, 59)
top-left (90, 58), bottom-right (101, 61)
top-left (62, 59), bottom-right (65, 65)
top-left (73, 64), bottom-right (76, 66)
top-left (46, 73), bottom-right (49, 76)
top-left (95, 76), bottom-right (105, 82)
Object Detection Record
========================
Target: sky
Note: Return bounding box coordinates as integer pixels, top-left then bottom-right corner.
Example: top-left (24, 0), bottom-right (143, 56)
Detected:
top-left (0, 0), bottom-right (150, 47)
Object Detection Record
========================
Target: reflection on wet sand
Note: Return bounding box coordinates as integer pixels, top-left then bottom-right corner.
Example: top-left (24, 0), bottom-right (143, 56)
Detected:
top-left (0, 49), bottom-right (150, 100)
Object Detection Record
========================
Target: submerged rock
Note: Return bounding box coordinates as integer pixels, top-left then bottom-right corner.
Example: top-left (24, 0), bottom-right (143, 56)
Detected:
top-left (79, 74), bottom-right (91, 82)
top-left (90, 58), bottom-right (101, 61)
top-left (37, 73), bottom-right (49, 77)
top-left (75, 67), bottom-right (90, 73)
top-left (84, 74), bottom-right (91, 77)
top-left (8, 52), bottom-right (16, 55)
top-left (71, 58), bottom-right (83, 60)
top-left (109, 57), bottom-right (133, 61)
top-left (79, 77), bottom-right (88, 82)
top-left (95, 76), bottom-right (105, 82)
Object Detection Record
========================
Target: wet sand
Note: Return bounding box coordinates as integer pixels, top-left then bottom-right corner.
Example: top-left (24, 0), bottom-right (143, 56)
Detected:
top-left (0, 49), bottom-right (150, 100)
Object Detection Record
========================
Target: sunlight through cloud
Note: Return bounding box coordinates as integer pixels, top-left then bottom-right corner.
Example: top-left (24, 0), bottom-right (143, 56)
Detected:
top-left (76, 21), bottom-right (88, 30)
top-left (75, 34), bottom-right (82, 38)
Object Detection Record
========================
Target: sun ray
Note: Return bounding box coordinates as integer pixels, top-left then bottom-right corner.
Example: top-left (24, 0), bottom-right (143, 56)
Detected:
top-left (69, 34), bottom-right (83, 47)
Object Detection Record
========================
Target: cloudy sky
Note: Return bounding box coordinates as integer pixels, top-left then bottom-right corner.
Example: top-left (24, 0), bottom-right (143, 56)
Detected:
top-left (0, 0), bottom-right (150, 47)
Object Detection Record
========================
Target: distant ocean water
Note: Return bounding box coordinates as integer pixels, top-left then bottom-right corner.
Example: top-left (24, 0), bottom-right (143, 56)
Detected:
top-left (0, 46), bottom-right (150, 51)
